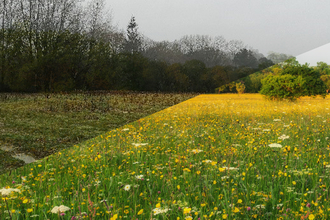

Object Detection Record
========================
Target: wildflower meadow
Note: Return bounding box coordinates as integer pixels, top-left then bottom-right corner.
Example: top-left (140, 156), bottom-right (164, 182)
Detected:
top-left (0, 94), bottom-right (330, 220)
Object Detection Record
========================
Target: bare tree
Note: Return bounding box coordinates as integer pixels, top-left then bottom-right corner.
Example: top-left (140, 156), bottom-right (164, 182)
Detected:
top-left (173, 35), bottom-right (232, 67)
top-left (83, 0), bottom-right (114, 40)
top-left (267, 51), bottom-right (294, 64)
top-left (225, 39), bottom-right (246, 60)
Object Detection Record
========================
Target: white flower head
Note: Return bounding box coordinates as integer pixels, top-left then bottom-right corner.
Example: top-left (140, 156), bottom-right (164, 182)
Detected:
top-left (152, 207), bottom-right (170, 215)
top-left (153, 208), bottom-right (162, 215)
top-left (255, 205), bottom-right (265, 209)
top-left (269, 143), bottom-right (283, 148)
top-left (135, 175), bottom-right (144, 180)
top-left (278, 134), bottom-right (289, 140)
top-left (124, 185), bottom-right (131, 191)
top-left (132, 143), bottom-right (148, 147)
top-left (191, 149), bottom-right (203, 154)
top-left (51, 205), bottom-right (70, 214)
top-left (0, 188), bottom-right (20, 196)
top-left (94, 181), bottom-right (101, 186)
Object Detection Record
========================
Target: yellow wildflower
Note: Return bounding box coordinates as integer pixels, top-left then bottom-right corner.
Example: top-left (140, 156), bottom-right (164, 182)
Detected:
top-left (110, 214), bottom-right (118, 220)
top-left (23, 199), bottom-right (29, 204)
top-left (183, 207), bottom-right (191, 214)
top-left (309, 214), bottom-right (315, 220)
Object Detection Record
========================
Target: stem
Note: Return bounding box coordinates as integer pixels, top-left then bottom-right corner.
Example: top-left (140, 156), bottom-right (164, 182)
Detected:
top-left (4, 197), bottom-right (12, 220)
top-left (102, 200), bottom-right (110, 212)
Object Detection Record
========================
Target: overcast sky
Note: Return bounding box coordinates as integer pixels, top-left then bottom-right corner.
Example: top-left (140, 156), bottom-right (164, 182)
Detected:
top-left (105, 0), bottom-right (330, 57)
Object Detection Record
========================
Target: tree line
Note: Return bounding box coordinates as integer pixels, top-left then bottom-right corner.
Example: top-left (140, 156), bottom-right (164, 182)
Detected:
top-left (218, 59), bottom-right (330, 96)
top-left (0, 0), bottom-right (287, 93)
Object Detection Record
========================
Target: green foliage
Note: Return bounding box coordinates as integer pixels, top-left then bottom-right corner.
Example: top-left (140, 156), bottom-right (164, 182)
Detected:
top-left (259, 74), bottom-right (304, 101)
top-left (0, 25), bottom-right (257, 94)
top-left (320, 75), bottom-right (330, 91)
top-left (280, 64), bottom-right (327, 97)
top-left (215, 82), bottom-right (236, 93)
top-left (316, 62), bottom-right (330, 93)
top-left (183, 59), bottom-right (207, 92)
top-left (260, 63), bottom-right (327, 101)
top-left (243, 71), bottom-right (270, 93)
top-left (233, 48), bottom-right (258, 69)
top-left (165, 63), bottom-right (189, 92)
top-left (315, 62), bottom-right (330, 75)
top-left (258, 57), bottom-right (274, 69)
top-left (1, 0), bottom-right (299, 94)
top-left (235, 82), bottom-right (245, 94)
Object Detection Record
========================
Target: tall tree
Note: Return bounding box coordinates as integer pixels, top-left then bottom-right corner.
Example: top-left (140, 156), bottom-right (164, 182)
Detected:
top-left (124, 16), bottom-right (141, 54)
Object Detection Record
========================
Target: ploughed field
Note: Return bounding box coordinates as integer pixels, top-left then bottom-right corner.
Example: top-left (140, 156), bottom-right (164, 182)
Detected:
top-left (0, 94), bottom-right (330, 220)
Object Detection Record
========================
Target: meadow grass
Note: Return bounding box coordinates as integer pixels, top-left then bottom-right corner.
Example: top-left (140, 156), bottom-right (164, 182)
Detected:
top-left (0, 91), bottom-right (196, 174)
top-left (0, 94), bottom-right (330, 220)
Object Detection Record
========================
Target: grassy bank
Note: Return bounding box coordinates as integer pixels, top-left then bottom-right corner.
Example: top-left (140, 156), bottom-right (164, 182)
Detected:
top-left (0, 94), bottom-right (330, 219)
top-left (0, 91), bottom-right (196, 174)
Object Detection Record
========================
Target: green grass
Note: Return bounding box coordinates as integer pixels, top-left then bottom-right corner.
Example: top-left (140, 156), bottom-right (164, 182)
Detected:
top-left (0, 94), bottom-right (329, 220)
top-left (0, 91), bottom-right (196, 174)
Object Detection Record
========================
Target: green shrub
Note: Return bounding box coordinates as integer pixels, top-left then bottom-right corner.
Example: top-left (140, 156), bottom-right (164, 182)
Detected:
top-left (280, 64), bottom-right (327, 97)
top-left (260, 74), bottom-right (304, 101)
top-left (260, 64), bottom-right (327, 101)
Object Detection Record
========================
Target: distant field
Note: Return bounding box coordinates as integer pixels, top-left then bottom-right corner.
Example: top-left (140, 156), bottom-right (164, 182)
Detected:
top-left (0, 91), bottom-right (197, 174)
top-left (1, 94), bottom-right (330, 219)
